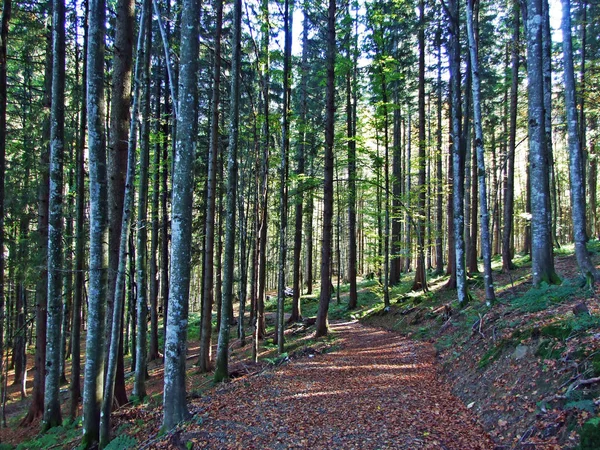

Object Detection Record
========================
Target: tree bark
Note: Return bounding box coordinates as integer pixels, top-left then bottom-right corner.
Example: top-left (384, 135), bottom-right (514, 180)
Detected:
top-left (525, 0), bottom-right (560, 286)
top-left (560, 0), bottom-right (599, 284)
top-left (83, 0), bottom-right (109, 442)
top-left (315, 0), bottom-right (336, 337)
top-left (214, 0), bottom-right (242, 382)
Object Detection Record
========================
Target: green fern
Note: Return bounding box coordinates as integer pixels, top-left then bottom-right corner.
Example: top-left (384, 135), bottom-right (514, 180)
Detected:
top-left (104, 435), bottom-right (138, 450)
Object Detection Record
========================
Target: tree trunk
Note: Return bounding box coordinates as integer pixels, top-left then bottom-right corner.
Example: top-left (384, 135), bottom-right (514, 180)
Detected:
top-left (412, 0), bottom-right (428, 293)
top-left (43, 0), bottom-right (66, 428)
top-left (446, 0), bottom-right (469, 305)
top-left (525, 0), bottom-right (560, 286)
top-left (215, 0), bottom-right (242, 382)
top-left (82, 0), bottom-right (109, 442)
top-left (502, 0), bottom-right (519, 272)
top-left (22, 6), bottom-right (50, 425)
top-left (560, 0), bottom-right (599, 284)
top-left (162, 0), bottom-right (199, 430)
top-left (134, 0), bottom-right (152, 400)
top-left (198, 0), bottom-right (223, 373)
top-left (275, 0), bottom-right (292, 353)
top-left (466, 0), bottom-right (496, 305)
top-left (315, 0), bottom-right (336, 338)
top-left (106, 0), bottom-right (135, 409)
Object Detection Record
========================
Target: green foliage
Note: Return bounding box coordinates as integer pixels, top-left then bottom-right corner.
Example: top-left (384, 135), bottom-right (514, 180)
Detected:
top-left (0, 444), bottom-right (15, 450)
top-left (535, 340), bottom-right (564, 360)
top-left (104, 435), bottom-right (138, 450)
top-left (479, 339), bottom-right (513, 369)
top-left (540, 315), bottom-right (600, 341)
top-left (16, 434), bottom-right (58, 450)
top-left (566, 400), bottom-right (596, 413)
top-left (510, 280), bottom-right (582, 313)
top-left (579, 417), bottom-right (600, 450)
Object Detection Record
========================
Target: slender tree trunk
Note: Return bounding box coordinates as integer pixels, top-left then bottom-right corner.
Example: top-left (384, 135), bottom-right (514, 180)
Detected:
top-left (0, 0), bottom-right (10, 427)
top-left (162, 0), bottom-right (199, 429)
top-left (22, 5), bottom-right (51, 425)
top-left (346, 2), bottom-right (358, 309)
top-left (83, 0), bottom-right (109, 442)
top-left (434, 31), bottom-right (444, 276)
top-left (525, 0), bottom-right (560, 286)
top-left (412, 0), bottom-right (428, 292)
top-left (133, 0), bottom-right (152, 400)
top-left (560, 0), bottom-right (598, 284)
top-left (198, 0), bottom-right (223, 373)
top-left (106, 0), bottom-right (134, 409)
top-left (99, 3), bottom-right (148, 444)
top-left (43, 0), bottom-right (66, 429)
top-left (70, 5), bottom-right (87, 418)
top-left (214, 0), bottom-right (242, 382)
top-left (275, 0), bottom-right (293, 353)
top-left (446, 0), bottom-right (468, 305)
top-left (315, 0), bottom-right (336, 338)
top-left (502, 0), bottom-right (519, 272)
top-left (291, 9), bottom-right (308, 321)
top-left (466, 0), bottom-right (496, 305)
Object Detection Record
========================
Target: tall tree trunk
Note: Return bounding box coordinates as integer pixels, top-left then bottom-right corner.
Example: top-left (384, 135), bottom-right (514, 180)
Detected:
top-left (99, 3), bottom-right (148, 444)
top-left (446, 0), bottom-right (469, 305)
top-left (43, 0), bottom-right (66, 428)
top-left (560, 0), bottom-right (599, 284)
top-left (315, 0), bottom-right (336, 338)
top-left (70, 4), bottom-right (87, 418)
top-left (106, 0), bottom-right (134, 409)
top-left (434, 30), bottom-right (444, 276)
top-left (275, 0), bottom-right (292, 353)
top-left (134, 0), bottom-right (152, 400)
top-left (412, 0), bottom-right (428, 292)
top-left (198, 0), bottom-right (223, 373)
top-left (214, 0), bottom-right (242, 382)
top-left (83, 0), bottom-right (109, 442)
top-left (346, 1), bottom-right (358, 309)
top-left (162, 0), bottom-right (199, 429)
top-left (466, 0), bottom-right (496, 306)
top-left (291, 8), bottom-right (308, 321)
top-left (502, 0), bottom-right (519, 272)
top-left (148, 59), bottom-right (161, 363)
top-left (22, 4), bottom-right (51, 425)
top-left (525, 0), bottom-right (560, 286)
top-left (0, 0), bottom-right (10, 426)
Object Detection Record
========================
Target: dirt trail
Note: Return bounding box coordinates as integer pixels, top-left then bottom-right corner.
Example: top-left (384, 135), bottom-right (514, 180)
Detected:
top-left (167, 321), bottom-right (493, 449)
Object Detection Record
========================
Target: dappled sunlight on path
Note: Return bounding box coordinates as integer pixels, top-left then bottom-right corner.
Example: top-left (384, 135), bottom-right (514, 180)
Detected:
top-left (174, 321), bottom-right (493, 449)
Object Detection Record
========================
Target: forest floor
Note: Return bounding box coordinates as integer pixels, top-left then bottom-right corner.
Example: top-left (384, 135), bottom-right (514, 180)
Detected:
top-left (1, 242), bottom-right (600, 449)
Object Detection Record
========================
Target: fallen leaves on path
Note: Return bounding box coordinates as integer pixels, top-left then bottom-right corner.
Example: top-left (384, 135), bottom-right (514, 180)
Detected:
top-left (154, 321), bottom-right (493, 449)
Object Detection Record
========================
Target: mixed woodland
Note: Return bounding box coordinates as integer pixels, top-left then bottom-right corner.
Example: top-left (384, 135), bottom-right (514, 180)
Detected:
top-left (0, 0), bottom-right (599, 447)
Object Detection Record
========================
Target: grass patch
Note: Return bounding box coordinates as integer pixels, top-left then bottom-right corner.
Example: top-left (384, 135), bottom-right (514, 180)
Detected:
top-left (509, 279), bottom-right (584, 313)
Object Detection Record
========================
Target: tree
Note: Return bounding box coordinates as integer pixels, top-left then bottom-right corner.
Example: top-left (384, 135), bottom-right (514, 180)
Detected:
top-left (525, 0), bottom-right (560, 286)
top-left (83, 0), bottom-right (109, 442)
top-left (133, 0), bottom-right (152, 400)
top-left (214, 0), bottom-right (242, 382)
top-left (560, 0), bottom-right (599, 284)
top-left (0, 0), bottom-right (9, 427)
top-left (466, 0), bottom-right (495, 306)
top-left (162, 0), bottom-right (199, 429)
top-left (502, 0), bottom-right (520, 273)
top-left (198, 0), bottom-right (223, 373)
top-left (99, 2), bottom-right (148, 444)
top-left (43, 0), bottom-right (66, 429)
top-left (445, 0), bottom-right (469, 306)
top-left (315, 0), bottom-right (336, 338)
top-left (412, 0), bottom-right (427, 292)
top-left (106, 0), bottom-right (135, 408)
top-left (275, 0), bottom-right (293, 352)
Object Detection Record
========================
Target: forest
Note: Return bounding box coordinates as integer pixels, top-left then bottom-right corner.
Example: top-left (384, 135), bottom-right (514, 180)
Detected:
top-left (0, 0), bottom-right (599, 447)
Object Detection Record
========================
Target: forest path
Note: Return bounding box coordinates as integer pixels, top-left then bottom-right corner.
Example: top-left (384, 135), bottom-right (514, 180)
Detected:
top-left (170, 321), bottom-right (494, 449)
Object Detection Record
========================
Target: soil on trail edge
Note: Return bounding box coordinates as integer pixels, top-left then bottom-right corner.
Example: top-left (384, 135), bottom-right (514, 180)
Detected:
top-left (167, 321), bottom-right (493, 449)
